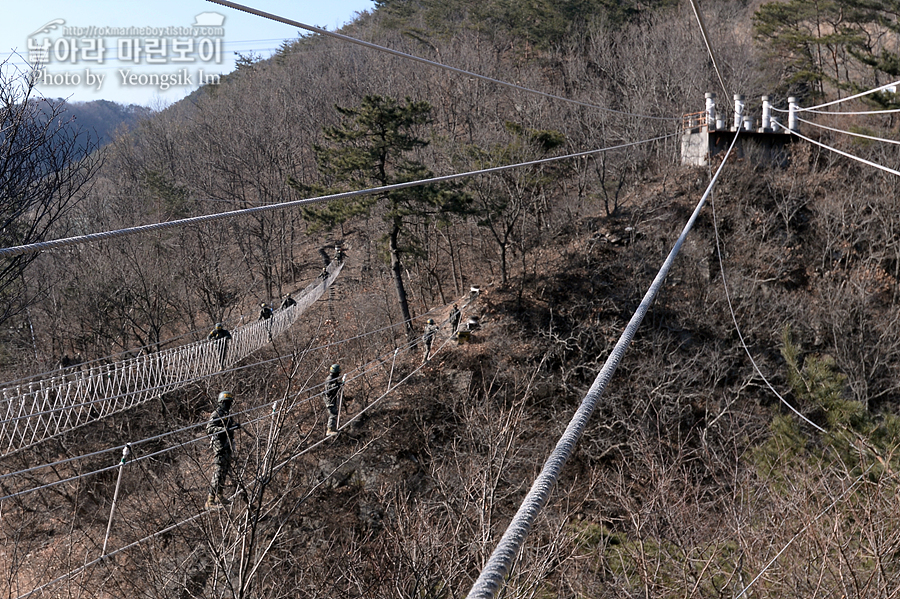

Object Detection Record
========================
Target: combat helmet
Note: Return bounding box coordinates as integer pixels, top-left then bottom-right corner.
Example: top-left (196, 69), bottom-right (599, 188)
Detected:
top-left (426, 318), bottom-right (435, 325)
top-left (329, 363), bottom-right (341, 375)
top-left (217, 391), bottom-right (234, 407)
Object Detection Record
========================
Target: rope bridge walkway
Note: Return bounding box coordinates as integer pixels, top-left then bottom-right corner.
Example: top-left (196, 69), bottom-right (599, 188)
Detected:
top-left (0, 262), bottom-right (343, 458)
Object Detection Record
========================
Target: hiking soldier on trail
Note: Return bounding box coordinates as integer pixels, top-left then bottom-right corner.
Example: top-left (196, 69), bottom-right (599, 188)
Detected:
top-left (422, 318), bottom-right (439, 363)
top-left (449, 304), bottom-right (461, 333)
top-left (335, 244), bottom-right (345, 262)
top-left (258, 302), bottom-right (273, 320)
top-left (280, 293), bottom-right (296, 310)
top-left (324, 363), bottom-right (344, 436)
top-left (206, 391), bottom-right (241, 508)
top-left (207, 323), bottom-right (232, 369)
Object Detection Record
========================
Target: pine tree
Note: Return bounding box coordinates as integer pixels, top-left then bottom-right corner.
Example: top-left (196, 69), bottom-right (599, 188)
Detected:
top-left (291, 95), bottom-right (468, 339)
top-left (753, 0), bottom-right (900, 106)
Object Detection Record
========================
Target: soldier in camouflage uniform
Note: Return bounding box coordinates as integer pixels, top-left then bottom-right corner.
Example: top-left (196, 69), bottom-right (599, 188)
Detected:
top-left (449, 304), bottom-right (461, 333)
top-left (324, 364), bottom-right (343, 436)
top-left (280, 293), bottom-right (296, 310)
top-left (207, 323), bottom-right (232, 369)
top-left (422, 318), bottom-right (439, 363)
top-left (258, 302), bottom-right (273, 320)
top-left (206, 391), bottom-right (241, 508)
top-left (207, 322), bottom-right (231, 341)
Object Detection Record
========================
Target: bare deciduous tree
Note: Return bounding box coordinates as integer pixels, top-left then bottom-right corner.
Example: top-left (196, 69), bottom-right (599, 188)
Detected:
top-left (0, 61), bottom-right (100, 326)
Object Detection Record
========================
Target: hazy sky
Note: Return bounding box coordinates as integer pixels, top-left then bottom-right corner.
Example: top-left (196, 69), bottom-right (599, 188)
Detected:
top-left (2, 0), bottom-right (375, 106)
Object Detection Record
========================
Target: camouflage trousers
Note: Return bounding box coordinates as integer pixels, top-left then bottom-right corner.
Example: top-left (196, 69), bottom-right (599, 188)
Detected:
top-left (324, 395), bottom-right (339, 431)
top-left (210, 449), bottom-right (233, 499)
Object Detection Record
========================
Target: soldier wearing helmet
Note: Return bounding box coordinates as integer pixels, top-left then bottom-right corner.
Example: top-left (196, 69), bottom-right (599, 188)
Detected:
top-left (207, 323), bottom-right (232, 369)
top-left (280, 293), bottom-right (296, 310)
top-left (323, 364), bottom-right (344, 436)
top-left (449, 303), bottom-right (461, 333)
top-left (207, 322), bottom-right (231, 340)
top-left (206, 391), bottom-right (241, 508)
top-left (258, 303), bottom-right (273, 321)
top-left (422, 318), bottom-right (439, 364)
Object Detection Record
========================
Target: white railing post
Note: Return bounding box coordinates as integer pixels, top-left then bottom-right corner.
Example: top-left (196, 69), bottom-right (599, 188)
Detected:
top-left (788, 96), bottom-right (798, 131)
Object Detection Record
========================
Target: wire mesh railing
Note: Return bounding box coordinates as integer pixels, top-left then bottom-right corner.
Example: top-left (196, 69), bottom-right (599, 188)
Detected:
top-left (0, 262), bottom-right (343, 457)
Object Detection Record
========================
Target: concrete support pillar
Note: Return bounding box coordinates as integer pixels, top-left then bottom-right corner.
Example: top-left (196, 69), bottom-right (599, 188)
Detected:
top-left (705, 92), bottom-right (716, 131)
top-left (761, 95), bottom-right (771, 131)
top-left (733, 94), bottom-right (745, 131)
top-left (788, 96), bottom-right (798, 131)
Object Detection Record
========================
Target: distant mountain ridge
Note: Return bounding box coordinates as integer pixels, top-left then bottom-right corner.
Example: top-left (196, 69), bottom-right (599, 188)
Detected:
top-left (39, 98), bottom-right (154, 151)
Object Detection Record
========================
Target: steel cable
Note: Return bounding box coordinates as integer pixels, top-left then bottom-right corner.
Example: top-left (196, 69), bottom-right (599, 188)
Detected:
top-left (0, 263), bottom-right (341, 457)
top-left (0, 295), bottom-right (466, 502)
top-left (465, 128), bottom-right (743, 599)
top-left (13, 295), bottom-right (472, 599)
top-left (206, 0), bottom-right (679, 122)
top-left (0, 137), bottom-right (675, 260)
top-left (775, 120), bottom-right (900, 177)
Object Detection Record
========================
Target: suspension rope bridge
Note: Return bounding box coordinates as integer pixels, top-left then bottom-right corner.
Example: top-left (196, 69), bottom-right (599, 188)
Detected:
top-left (11, 295), bottom-right (471, 599)
top-left (6, 0), bottom-right (899, 590)
top-left (0, 293), bottom-right (470, 502)
top-left (0, 261), bottom-right (342, 458)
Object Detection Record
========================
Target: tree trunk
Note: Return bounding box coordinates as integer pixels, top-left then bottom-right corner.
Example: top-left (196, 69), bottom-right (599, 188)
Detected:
top-left (500, 241), bottom-right (508, 286)
top-left (389, 219), bottom-right (414, 340)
